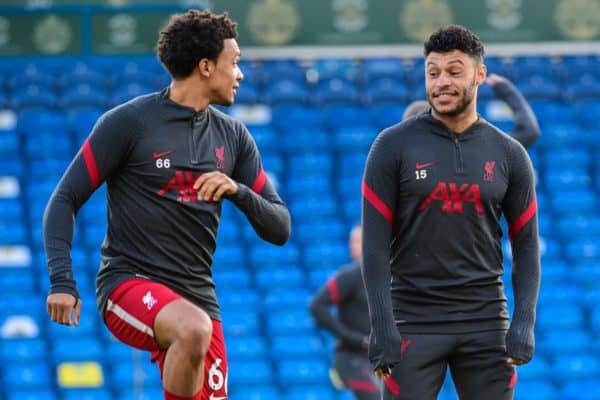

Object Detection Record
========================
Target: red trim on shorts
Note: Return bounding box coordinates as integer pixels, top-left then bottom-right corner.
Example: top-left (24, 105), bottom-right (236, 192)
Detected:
top-left (384, 375), bottom-right (400, 397)
top-left (508, 369), bottom-right (518, 389)
top-left (347, 380), bottom-right (379, 392)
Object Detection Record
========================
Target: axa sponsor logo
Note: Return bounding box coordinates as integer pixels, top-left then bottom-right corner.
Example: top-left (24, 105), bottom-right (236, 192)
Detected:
top-left (418, 181), bottom-right (483, 215)
top-left (156, 170), bottom-right (203, 203)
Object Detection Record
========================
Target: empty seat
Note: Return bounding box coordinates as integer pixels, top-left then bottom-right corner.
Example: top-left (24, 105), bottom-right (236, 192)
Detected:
top-left (277, 359), bottom-right (329, 385)
top-left (271, 334), bottom-right (328, 359)
top-left (2, 362), bottom-right (51, 390)
top-left (514, 380), bottom-right (558, 400)
top-left (227, 359), bottom-right (273, 386)
top-left (227, 335), bottom-right (267, 361)
top-left (255, 267), bottom-right (304, 289)
top-left (266, 310), bottom-right (315, 335)
top-left (552, 353), bottom-right (600, 380)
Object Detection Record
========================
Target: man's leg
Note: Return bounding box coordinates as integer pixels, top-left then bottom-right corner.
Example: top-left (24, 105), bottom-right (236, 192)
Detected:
top-left (383, 334), bottom-right (452, 400)
top-left (104, 278), bottom-right (213, 400)
top-left (333, 351), bottom-right (381, 400)
top-left (449, 330), bottom-right (516, 400)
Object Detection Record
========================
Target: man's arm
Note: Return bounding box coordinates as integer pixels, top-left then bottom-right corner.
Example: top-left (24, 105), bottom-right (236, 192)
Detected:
top-left (44, 105), bottom-right (138, 323)
top-left (361, 128), bottom-right (403, 373)
top-left (309, 268), bottom-right (367, 349)
top-left (228, 125), bottom-right (291, 245)
top-left (488, 73), bottom-right (540, 148)
top-left (502, 142), bottom-right (541, 364)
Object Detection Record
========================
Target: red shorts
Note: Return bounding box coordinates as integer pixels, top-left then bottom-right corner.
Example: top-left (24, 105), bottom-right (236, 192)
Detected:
top-left (104, 278), bottom-right (228, 398)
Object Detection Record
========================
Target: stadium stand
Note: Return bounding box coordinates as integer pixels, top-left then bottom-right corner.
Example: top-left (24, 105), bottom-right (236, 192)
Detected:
top-left (0, 51), bottom-right (598, 400)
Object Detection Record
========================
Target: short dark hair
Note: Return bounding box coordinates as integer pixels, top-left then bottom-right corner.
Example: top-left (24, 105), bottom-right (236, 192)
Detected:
top-left (424, 24), bottom-right (484, 62)
top-left (157, 9), bottom-right (238, 79)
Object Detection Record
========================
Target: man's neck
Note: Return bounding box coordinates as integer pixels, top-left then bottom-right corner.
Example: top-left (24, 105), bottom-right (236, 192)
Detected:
top-left (168, 78), bottom-right (210, 112)
top-left (431, 107), bottom-right (479, 134)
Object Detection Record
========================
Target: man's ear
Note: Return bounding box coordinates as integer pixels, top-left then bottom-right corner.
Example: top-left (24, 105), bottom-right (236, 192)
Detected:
top-left (198, 58), bottom-right (214, 78)
top-left (476, 63), bottom-right (487, 85)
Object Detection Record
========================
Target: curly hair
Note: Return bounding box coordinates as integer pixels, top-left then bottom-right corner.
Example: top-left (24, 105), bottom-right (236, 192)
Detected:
top-left (157, 9), bottom-right (238, 79)
top-left (424, 25), bottom-right (484, 62)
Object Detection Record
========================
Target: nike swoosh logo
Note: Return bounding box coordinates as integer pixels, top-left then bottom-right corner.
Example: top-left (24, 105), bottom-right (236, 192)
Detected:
top-left (153, 151), bottom-right (172, 158)
top-left (415, 162), bottom-right (435, 169)
top-left (209, 395), bottom-right (227, 400)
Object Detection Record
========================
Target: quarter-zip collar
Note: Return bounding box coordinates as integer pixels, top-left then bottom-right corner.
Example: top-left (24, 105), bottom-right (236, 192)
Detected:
top-left (420, 112), bottom-right (487, 141)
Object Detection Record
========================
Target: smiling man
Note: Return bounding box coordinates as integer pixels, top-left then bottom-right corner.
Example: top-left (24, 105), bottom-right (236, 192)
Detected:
top-left (43, 9), bottom-right (290, 400)
top-left (361, 25), bottom-right (540, 400)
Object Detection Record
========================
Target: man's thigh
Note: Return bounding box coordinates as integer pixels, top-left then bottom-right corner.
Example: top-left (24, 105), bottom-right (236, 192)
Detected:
top-left (449, 330), bottom-right (516, 400)
top-left (383, 334), bottom-right (454, 400)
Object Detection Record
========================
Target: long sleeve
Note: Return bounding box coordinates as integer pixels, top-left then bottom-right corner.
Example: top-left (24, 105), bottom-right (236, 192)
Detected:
top-left (309, 272), bottom-right (365, 348)
top-left (502, 142), bottom-right (541, 362)
top-left (229, 125), bottom-right (290, 245)
top-left (491, 79), bottom-right (540, 148)
top-left (361, 128), bottom-right (403, 367)
top-left (43, 105), bottom-right (138, 296)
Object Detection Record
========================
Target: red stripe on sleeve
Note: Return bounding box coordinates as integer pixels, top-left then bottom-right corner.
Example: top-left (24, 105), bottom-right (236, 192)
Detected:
top-left (384, 375), bottom-right (400, 397)
top-left (326, 277), bottom-right (339, 304)
top-left (362, 180), bottom-right (393, 224)
top-left (251, 168), bottom-right (267, 194)
top-left (509, 198), bottom-right (537, 240)
top-left (82, 139), bottom-right (101, 190)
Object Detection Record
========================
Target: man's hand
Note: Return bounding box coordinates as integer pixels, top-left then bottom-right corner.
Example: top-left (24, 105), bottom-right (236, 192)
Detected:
top-left (193, 171), bottom-right (238, 202)
top-left (486, 73), bottom-right (508, 86)
top-left (369, 329), bottom-right (403, 378)
top-left (507, 357), bottom-right (526, 366)
top-left (47, 293), bottom-right (81, 326)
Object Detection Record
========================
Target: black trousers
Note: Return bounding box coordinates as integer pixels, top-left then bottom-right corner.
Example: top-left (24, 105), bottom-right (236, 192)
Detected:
top-left (382, 330), bottom-right (516, 400)
top-left (332, 350), bottom-right (382, 400)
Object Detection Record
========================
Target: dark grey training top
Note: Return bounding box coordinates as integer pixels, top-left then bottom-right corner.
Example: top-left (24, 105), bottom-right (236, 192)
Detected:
top-left (362, 113), bottom-right (540, 367)
top-left (44, 88), bottom-right (291, 320)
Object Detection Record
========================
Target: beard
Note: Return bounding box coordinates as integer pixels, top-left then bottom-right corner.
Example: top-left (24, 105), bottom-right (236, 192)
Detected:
top-left (427, 75), bottom-right (477, 117)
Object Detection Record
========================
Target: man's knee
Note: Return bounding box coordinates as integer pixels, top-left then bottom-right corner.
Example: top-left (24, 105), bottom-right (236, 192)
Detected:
top-left (155, 299), bottom-right (213, 359)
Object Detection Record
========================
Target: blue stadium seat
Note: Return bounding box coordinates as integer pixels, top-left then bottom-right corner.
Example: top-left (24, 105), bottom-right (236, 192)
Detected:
top-left (314, 78), bottom-right (359, 105)
top-left (229, 385), bottom-right (281, 400)
top-left (281, 127), bottom-right (329, 152)
top-left (311, 58), bottom-right (359, 82)
top-left (536, 303), bottom-right (583, 329)
top-left (266, 310), bottom-right (315, 335)
top-left (566, 237), bottom-right (600, 262)
top-left (552, 353), bottom-right (600, 380)
top-left (294, 220), bottom-right (346, 245)
top-left (249, 243), bottom-right (300, 268)
top-left (2, 362), bottom-right (51, 390)
top-left (256, 267), bottom-right (304, 289)
top-left (51, 337), bottom-right (103, 363)
top-left (371, 102), bottom-right (404, 129)
top-left (110, 361), bottom-right (161, 390)
top-left (211, 244), bottom-right (245, 269)
top-left (0, 337), bottom-right (47, 362)
top-left (116, 388), bottom-right (163, 400)
top-left (321, 105), bottom-right (374, 130)
top-left (333, 125), bottom-right (378, 153)
top-left (213, 268), bottom-right (251, 289)
top-left (361, 58), bottom-right (405, 81)
top-left (277, 359), bottom-right (329, 385)
top-left (271, 334), bottom-right (328, 360)
top-left (61, 83), bottom-right (108, 109)
top-left (227, 334), bottom-right (267, 361)
top-left (514, 380), bottom-right (558, 400)
top-left (304, 242), bottom-right (349, 269)
top-left (538, 330), bottom-right (591, 355)
top-left (263, 288), bottom-right (311, 309)
top-left (11, 84), bottom-right (58, 109)
top-left (60, 389), bottom-right (113, 400)
top-left (560, 380), bottom-right (600, 400)
top-left (221, 310), bottom-right (261, 337)
top-left (264, 79), bottom-right (309, 104)
top-left (218, 288), bottom-right (260, 312)
top-left (261, 59), bottom-right (306, 82)
top-left (227, 359), bottom-right (273, 386)
top-left (235, 83), bottom-right (260, 104)
top-left (289, 196), bottom-right (337, 220)
top-left (271, 105), bottom-right (322, 129)
top-left (7, 389), bottom-right (57, 400)
top-left (565, 73), bottom-right (600, 100)
top-left (364, 78), bottom-right (410, 103)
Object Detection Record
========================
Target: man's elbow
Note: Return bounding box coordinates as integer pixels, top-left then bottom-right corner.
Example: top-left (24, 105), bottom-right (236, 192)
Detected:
top-left (265, 211), bottom-right (291, 246)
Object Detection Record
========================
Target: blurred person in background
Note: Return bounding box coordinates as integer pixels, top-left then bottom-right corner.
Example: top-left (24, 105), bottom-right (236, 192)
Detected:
top-left (310, 225), bottom-right (381, 400)
top-left (403, 73), bottom-right (540, 148)
top-left (361, 25), bottom-right (540, 400)
top-left (43, 9), bottom-right (290, 400)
